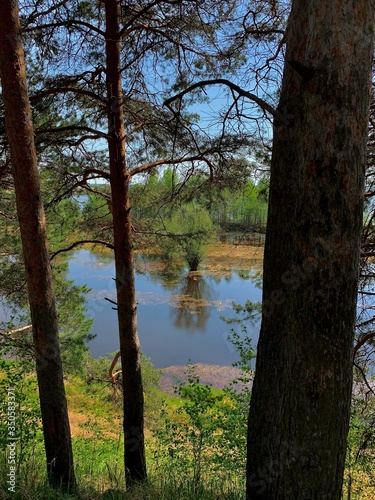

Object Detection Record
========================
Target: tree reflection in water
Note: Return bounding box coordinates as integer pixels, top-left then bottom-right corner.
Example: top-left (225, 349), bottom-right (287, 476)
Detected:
top-left (170, 273), bottom-right (217, 332)
top-left (141, 258), bottom-right (262, 333)
top-left (146, 264), bottom-right (217, 332)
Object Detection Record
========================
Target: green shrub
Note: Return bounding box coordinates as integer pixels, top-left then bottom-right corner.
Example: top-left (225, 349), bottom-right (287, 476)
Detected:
top-left (160, 203), bottom-right (215, 271)
top-left (153, 329), bottom-right (254, 492)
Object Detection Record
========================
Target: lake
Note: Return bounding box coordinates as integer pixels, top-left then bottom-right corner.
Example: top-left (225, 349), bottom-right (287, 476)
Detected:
top-left (66, 246), bottom-right (263, 369)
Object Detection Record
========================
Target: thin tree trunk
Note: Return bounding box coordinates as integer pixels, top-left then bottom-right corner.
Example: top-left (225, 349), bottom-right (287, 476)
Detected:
top-left (246, 1), bottom-right (374, 498)
top-left (0, 0), bottom-right (76, 491)
top-left (104, 0), bottom-right (147, 486)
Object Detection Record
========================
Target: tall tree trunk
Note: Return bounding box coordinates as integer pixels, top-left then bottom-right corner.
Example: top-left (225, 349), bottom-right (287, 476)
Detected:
top-left (246, 1), bottom-right (374, 499)
top-left (104, 0), bottom-right (147, 486)
top-left (0, 0), bottom-right (77, 491)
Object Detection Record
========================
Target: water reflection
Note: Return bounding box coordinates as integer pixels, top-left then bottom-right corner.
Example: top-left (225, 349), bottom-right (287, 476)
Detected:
top-left (170, 274), bottom-right (217, 332)
top-left (134, 255), bottom-right (262, 333)
top-left (138, 262), bottom-right (218, 331)
top-left (66, 249), bottom-right (263, 367)
top-left (146, 265), bottom-right (184, 291)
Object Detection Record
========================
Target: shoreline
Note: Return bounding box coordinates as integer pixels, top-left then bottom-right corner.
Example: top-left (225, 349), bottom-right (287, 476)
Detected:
top-left (159, 362), bottom-right (253, 395)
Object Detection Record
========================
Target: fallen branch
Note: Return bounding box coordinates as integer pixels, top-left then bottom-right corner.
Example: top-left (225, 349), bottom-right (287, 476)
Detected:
top-left (109, 351), bottom-right (122, 385)
top-left (0, 324), bottom-right (32, 336)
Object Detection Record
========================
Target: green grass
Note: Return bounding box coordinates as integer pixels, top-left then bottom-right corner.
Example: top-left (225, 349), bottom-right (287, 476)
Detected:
top-left (2, 358), bottom-right (374, 499)
top-left (1, 364), bottom-right (245, 499)
top-left (0, 444), bottom-right (244, 499)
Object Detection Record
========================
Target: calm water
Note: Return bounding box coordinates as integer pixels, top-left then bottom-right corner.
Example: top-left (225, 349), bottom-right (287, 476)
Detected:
top-left (67, 249), bottom-right (262, 368)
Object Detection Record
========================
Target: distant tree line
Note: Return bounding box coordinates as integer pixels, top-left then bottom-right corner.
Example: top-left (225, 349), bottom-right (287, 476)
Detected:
top-left (129, 168), bottom-right (269, 230)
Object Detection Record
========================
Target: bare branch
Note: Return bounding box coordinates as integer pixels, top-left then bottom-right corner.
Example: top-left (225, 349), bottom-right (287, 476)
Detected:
top-left (50, 240), bottom-right (114, 260)
top-left (104, 297), bottom-right (118, 310)
top-left (35, 125), bottom-right (108, 138)
top-left (164, 78), bottom-right (288, 125)
top-left (0, 210), bottom-right (16, 221)
top-left (83, 184), bottom-right (111, 200)
top-left (130, 153), bottom-right (210, 177)
top-left (23, 0), bottom-right (70, 24)
top-left (354, 361), bottom-right (375, 397)
top-left (124, 24), bottom-right (213, 58)
top-left (120, 0), bottom-right (184, 37)
top-left (104, 297), bottom-right (118, 306)
top-left (83, 168), bottom-right (111, 181)
top-left (353, 331), bottom-right (375, 360)
top-left (30, 87), bottom-right (106, 104)
top-left (23, 20), bottom-right (105, 38)
top-left (245, 28), bottom-right (285, 37)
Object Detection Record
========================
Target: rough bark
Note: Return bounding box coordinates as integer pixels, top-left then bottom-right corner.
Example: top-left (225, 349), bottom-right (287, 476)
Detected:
top-left (0, 0), bottom-right (76, 491)
top-left (104, 0), bottom-right (147, 486)
top-left (246, 1), bottom-right (374, 499)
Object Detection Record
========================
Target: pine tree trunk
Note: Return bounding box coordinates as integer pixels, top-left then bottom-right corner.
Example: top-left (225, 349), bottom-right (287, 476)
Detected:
top-left (246, 1), bottom-right (374, 498)
top-left (104, 0), bottom-right (147, 486)
top-left (0, 0), bottom-right (76, 491)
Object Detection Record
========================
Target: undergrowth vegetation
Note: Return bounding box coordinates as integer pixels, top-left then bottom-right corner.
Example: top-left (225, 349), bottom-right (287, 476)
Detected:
top-left (1, 329), bottom-right (374, 499)
top-left (0, 330), bottom-right (253, 499)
